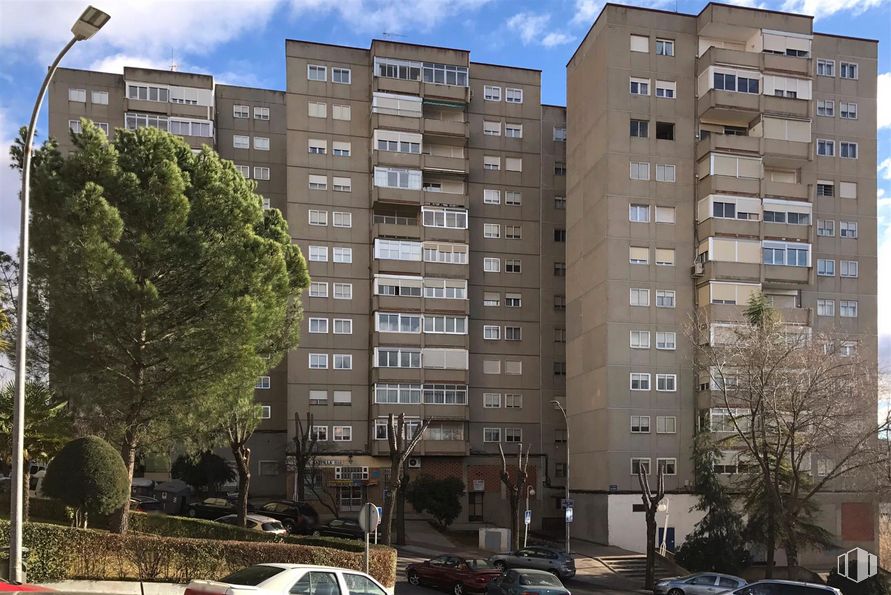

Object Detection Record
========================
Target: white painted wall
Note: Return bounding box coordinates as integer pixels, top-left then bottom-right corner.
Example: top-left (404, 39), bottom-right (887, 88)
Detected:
top-left (607, 494), bottom-right (704, 553)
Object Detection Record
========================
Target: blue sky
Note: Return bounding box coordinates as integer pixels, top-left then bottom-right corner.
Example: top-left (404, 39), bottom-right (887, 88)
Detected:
top-left (0, 0), bottom-right (889, 354)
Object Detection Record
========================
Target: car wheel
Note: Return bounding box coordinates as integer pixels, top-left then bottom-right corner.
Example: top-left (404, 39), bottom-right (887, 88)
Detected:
top-left (407, 572), bottom-right (420, 586)
top-left (493, 561), bottom-right (506, 572)
top-left (667, 589), bottom-right (684, 595)
top-left (283, 520), bottom-right (297, 533)
top-left (453, 583), bottom-right (464, 595)
top-left (187, 508), bottom-right (196, 517)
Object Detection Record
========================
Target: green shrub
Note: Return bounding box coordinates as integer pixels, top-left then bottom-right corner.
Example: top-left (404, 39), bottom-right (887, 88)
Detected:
top-left (406, 475), bottom-right (465, 528)
top-left (0, 520), bottom-right (396, 587)
top-left (828, 569), bottom-right (890, 595)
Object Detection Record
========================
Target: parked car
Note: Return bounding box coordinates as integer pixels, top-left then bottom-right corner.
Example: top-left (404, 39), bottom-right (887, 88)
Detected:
top-left (727, 580), bottom-right (842, 595)
top-left (654, 572), bottom-right (746, 595)
top-left (256, 500), bottom-right (319, 534)
top-left (184, 564), bottom-right (388, 595)
top-left (187, 497), bottom-right (240, 520)
top-left (130, 495), bottom-right (163, 513)
top-left (215, 513), bottom-right (287, 536)
top-left (406, 555), bottom-right (502, 595)
top-left (312, 517), bottom-right (364, 540)
top-left (490, 547), bottom-right (576, 580)
top-left (487, 569), bottom-right (570, 595)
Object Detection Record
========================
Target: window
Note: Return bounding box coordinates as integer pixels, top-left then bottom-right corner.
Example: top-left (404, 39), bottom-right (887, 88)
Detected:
top-left (840, 102), bottom-right (857, 119)
top-left (840, 142), bottom-right (858, 159)
top-left (629, 247), bottom-right (649, 265)
top-left (483, 189), bottom-right (501, 205)
top-left (484, 325), bottom-right (501, 340)
top-left (377, 313), bottom-right (421, 334)
top-left (333, 141), bottom-right (351, 157)
top-left (483, 359), bottom-right (501, 376)
top-left (308, 64), bottom-right (327, 81)
top-left (375, 384), bottom-right (422, 404)
top-left (630, 34), bottom-right (649, 52)
top-left (553, 362), bottom-right (566, 377)
top-left (332, 67), bottom-right (351, 84)
top-left (840, 221), bottom-right (858, 238)
top-left (817, 219), bottom-right (835, 236)
top-left (505, 326), bottom-right (522, 341)
top-left (655, 122), bottom-right (674, 140)
top-left (655, 206), bottom-right (676, 223)
top-left (233, 135), bottom-right (250, 149)
top-left (554, 328), bottom-right (566, 343)
top-left (374, 167), bottom-right (422, 190)
top-left (656, 416), bottom-right (676, 434)
top-left (505, 191), bottom-right (522, 205)
top-left (762, 242), bottom-right (810, 267)
top-left (254, 137), bottom-right (270, 151)
top-left (817, 139), bottom-right (835, 156)
top-left (483, 156), bottom-right (501, 171)
top-left (554, 262), bottom-right (566, 276)
top-left (308, 101), bottom-right (327, 118)
top-left (554, 295), bottom-right (566, 311)
top-left (655, 39), bottom-right (674, 56)
top-left (655, 164), bottom-right (676, 182)
top-left (333, 247), bottom-right (352, 263)
top-left (505, 225), bottom-right (522, 239)
top-left (630, 162), bottom-right (650, 180)
top-left (629, 204), bottom-right (650, 223)
top-left (68, 88), bottom-right (86, 102)
top-left (506, 88), bottom-right (523, 103)
top-left (841, 260), bottom-right (859, 278)
top-left (333, 104), bottom-right (351, 120)
top-left (817, 100), bottom-right (835, 117)
top-left (308, 174), bottom-right (327, 190)
top-left (656, 332), bottom-right (676, 350)
top-left (630, 330), bottom-right (650, 349)
top-left (505, 293), bottom-right (522, 308)
top-left (483, 121), bottom-right (501, 136)
top-left (817, 59), bottom-right (835, 76)
top-left (554, 228), bottom-right (566, 242)
top-left (505, 123), bottom-right (523, 138)
top-left (840, 300), bottom-right (858, 317)
top-left (91, 90), bottom-right (108, 104)
top-left (630, 119), bottom-right (649, 138)
top-left (334, 319), bottom-right (353, 334)
top-left (333, 212), bottom-right (352, 228)
top-left (308, 139), bottom-right (327, 155)
top-left (505, 158), bottom-right (522, 172)
top-left (235, 165), bottom-right (251, 178)
top-left (502, 427), bottom-right (522, 443)
top-left (656, 374), bottom-right (677, 392)
top-left (309, 353), bottom-right (328, 369)
top-left (334, 283), bottom-right (352, 299)
top-left (657, 458), bottom-right (677, 476)
top-left (630, 373), bottom-right (651, 391)
top-left (631, 416), bottom-right (651, 433)
top-left (253, 106), bottom-right (270, 120)
top-left (97, 122), bottom-right (109, 135)
top-left (127, 84), bottom-right (169, 102)
top-left (631, 458), bottom-right (651, 475)
top-left (422, 207), bottom-right (467, 229)
top-left (482, 84), bottom-right (503, 101)
top-left (376, 348), bottom-right (421, 368)
top-left (553, 127), bottom-right (567, 141)
top-left (332, 426), bottom-right (352, 442)
top-left (630, 77), bottom-right (649, 95)
top-left (817, 259), bottom-right (835, 276)
top-left (333, 354), bottom-right (352, 370)
top-left (483, 257), bottom-right (501, 272)
top-left (655, 80), bottom-right (676, 98)
top-left (259, 406), bottom-right (271, 420)
top-left (840, 182), bottom-right (857, 199)
top-left (817, 182), bottom-right (835, 197)
top-left (255, 376), bottom-right (271, 390)
top-left (309, 282), bottom-right (328, 297)
top-left (630, 288), bottom-right (650, 306)
top-left (484, 428), bottom-right (502, 442)
top-left (506, 259), bottom-right (522, 273)
top-left (254, 167), bottom-right (270, 181)
top-left (309, 246), bottom-right (328, 262)
top-left (68, 120), bottom-right (82, 133)
top-left (309, 318), bottom-right (329, 334)
top-left (817, 299), bottom-right (835, 317)
top-left (840, 62), bottom-right (858, 79)
top-left (656, 290), bottom-right (676, 308)
top-left (423, 316), bottom-right (467, 335)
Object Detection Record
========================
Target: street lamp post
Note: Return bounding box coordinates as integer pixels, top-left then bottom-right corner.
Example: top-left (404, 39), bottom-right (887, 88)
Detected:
top-left (550, 400), bottom-right (570, 555)
top-left (9, 6), bottom-right (109, 583)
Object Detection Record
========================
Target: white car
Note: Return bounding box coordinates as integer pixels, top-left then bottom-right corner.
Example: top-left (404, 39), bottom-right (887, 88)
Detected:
top-left (215, 513), bottom-right (288, 536)
top-left (185, 564), bottom-right (393, 595)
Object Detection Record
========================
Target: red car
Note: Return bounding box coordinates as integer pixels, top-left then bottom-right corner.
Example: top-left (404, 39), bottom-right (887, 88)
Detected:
top-left (406, 555), bottom-right (502, 595)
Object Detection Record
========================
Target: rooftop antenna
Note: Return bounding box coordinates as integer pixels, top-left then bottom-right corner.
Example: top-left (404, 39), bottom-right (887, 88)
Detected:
top-left (169, 48), bottom-right (177, 71)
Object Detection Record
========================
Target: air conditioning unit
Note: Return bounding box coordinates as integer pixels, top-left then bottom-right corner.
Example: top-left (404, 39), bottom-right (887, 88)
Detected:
top-left (407, 457), bottom-right (422, 469)
top-left (692, 262), bottom-right (704, 276)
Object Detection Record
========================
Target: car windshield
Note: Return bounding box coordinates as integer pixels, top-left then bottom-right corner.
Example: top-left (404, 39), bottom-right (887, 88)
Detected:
top-left (466, 560), bottom-right (494, 569)
top-left (518, 573), bottom-right (563, 587)
top-left (262, 522), bottom-right (285, 531)
top-left (140, 500), bottom-right (161, 510)
top-left (220, 565), bottom-right (285, 585)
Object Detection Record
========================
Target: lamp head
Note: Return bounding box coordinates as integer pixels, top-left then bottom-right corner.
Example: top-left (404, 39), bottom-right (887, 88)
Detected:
top-left (71, 6), bottom-right (110, 40)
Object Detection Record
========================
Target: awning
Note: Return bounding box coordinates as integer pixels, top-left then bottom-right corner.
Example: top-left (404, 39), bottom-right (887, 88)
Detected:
top-left (423, 98), bottom-right (466, 109)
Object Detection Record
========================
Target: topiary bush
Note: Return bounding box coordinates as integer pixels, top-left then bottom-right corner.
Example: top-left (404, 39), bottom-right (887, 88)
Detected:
top-left (42, 436), bottom-right (129, 527)
top-left (406, 475), bottom-right (465, 528)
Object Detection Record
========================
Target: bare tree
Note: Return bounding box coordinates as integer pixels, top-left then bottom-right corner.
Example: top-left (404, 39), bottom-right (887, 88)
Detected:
top-left (498, 442), bottom-right (531, 550)
top-left (380, 413), bottom-right (431, 545)
top-left (225, 393), bottom-right (262, 527)
top-left (292, 411), bottom-right (318, 502)
top-left (691, 294), bottom-right (889, 574)
top-left (638, 464), bottom-right (665, 591)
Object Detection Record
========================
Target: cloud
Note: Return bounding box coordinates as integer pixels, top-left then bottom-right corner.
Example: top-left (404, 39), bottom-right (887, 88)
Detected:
top-left (880, 158), bottom-right (891, 181)
top-left (88, 54), bottom-right (176, 74)
top-left (572, 0), bottom-right (603, 26)
top-left (0, 108), bottom-right (21, 257)
top-left (288, 0), bottom-right (493, 35)
top-left (878, 73), bottom-right (891, 129)
top-left (780, 0), bottom-right (890, 19)
top-left (506, 12), bottom-right (575, 47)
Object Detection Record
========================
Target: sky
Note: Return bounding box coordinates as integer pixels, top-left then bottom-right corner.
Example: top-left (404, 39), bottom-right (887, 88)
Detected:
top-left (0, 0), bottom-right (889, 358)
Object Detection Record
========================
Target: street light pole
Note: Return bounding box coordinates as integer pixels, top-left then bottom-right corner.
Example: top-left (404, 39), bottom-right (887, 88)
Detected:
top-left (551, 400), bottom-right (570, 555)
top-left (8, 6), bottom-right (109, 583)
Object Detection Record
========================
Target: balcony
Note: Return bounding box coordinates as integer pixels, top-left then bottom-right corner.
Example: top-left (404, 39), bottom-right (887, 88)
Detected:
top-left (760, 94), bottom-right (810, 119)
top-left (698, 47), bottom-right (811, 78)
top-left (417, 440), bottom-right (470, 456)
top-left (697, 175), bottom-right (761, 199)
top-left (373, 150), bottom-right (421, 169)
top-left (372, 258), bottom-right (422, 276)
top-left (421, 226), bottom-right (467, 244)
top-left (702, 260), bottom-right (761, 282)
top-left (421, 83), bottom-right (470, 103)
top-left (764, 264), bottom-right (809, 284)
top-left (372, 186), bottom-right (422, 206)
top-left (423, 118), bottom-right (468, 138)
top-left (422, 153), bottom-right (468, 175)
top-left (761, 139), bottom-right (811, 168)
top-left (373, 219), bottom-right (420, 240)
top-left (373, 294), bottom-right (421, 313)
top-left (423, 297), bottom-right (470, 315)
top-left (763, 222), bottom-right (810, 242)
top-left (696, 134), bottom-right (760, 161)
top-left (762, 180), bottom-right (809, 200)
top-left (698, 90), bottom-right (810, 125)
top-left (125, 99), bottom-right (212, 120)
top-left (700, 302), bottom-right (810, 325)
top-left (374, 77), bottom-right (421, 97)
top-left (697, 217), bottom-right (760, 239)
top-left (372, 112), bottom-right (421, 133)
top-left (423, 190), bottom-right (468, 208)
top-left (424, 261), bottom-right (469, 279)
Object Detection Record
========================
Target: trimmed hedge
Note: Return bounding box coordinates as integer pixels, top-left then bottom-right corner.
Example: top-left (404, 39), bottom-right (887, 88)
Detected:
top-left (0, 520), bottom-right (396, 587)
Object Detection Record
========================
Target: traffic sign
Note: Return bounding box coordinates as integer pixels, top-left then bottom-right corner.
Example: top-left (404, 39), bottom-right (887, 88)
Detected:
top-left (359, 502), bottom-right (381, 533)
top-left (524, 510), bottom-right (532, 525)
top-left (565, 507), bottom-right (574, 523)
top-left (560, 498), bottom-right (574, 509)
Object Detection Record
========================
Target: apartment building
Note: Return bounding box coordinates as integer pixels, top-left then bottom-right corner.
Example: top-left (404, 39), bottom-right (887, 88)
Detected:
top-left (567, 3), bottom-right (877, 561)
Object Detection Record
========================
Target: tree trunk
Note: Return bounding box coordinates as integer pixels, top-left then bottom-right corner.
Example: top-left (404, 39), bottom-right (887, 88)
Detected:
top-left (109, 438), bottom-right (137, 534)
top-left (644, 509), bottom-right (657, 590)
top-left (232, 442), bottom-right (251, 527)
top-left (509, 491), bottom-right (520, 550)
top-left (381, 458), bottom-right (401, 545)
top-left (396, 473), bottom-right (409, 545)
top-left (765, 512), bottom-right (776, 579)
top-left (296, 458), bottom-right (306, 502)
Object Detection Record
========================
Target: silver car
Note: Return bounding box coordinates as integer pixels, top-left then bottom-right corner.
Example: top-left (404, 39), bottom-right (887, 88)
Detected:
top-left (727, 580), bottom-right (843, 595)
top-left (654, 572), bottom-right (746, 595)
top-left (490, 547), bottom-right (576, 579)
